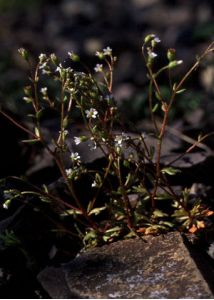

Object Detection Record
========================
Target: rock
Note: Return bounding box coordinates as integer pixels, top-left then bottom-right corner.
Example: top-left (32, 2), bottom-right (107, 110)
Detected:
top-left (37, 267), bottom-right (75, 299)
top-left (38, 232), bottom-right (214, 298)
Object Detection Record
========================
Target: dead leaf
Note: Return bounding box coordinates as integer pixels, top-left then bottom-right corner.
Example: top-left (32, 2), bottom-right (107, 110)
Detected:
top-left (196, 220), bottom-right (205, 229)
top-left (204, 209), bottom-right (214, 217)
top-left (136, 227), bottom-right (145, 233)
top-left (189, 224), bottom-right (198, 233)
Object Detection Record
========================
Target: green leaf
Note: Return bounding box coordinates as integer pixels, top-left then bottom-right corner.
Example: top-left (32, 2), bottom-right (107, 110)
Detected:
top-left (22, 139), bottom-right (40, 144)
top-left (155, 91), bottom-right (162, 101)
top-left (88, 206), bottom-right (106, 216)
top-left (60, 209), bottom-right (83, 217)
top-left (105, 226), bottom-right (121, 233)
top-left (36, 109), bottom-right (44, 120)
top-left (172, 83), bottom-right (177, 91)
top-left (175, 89), bottom-right (186, 94)
top-left (39, 196), bottom-right (50, 203)
top-left (125, 173), bottom-right (132, 186)
top-left (103, 226), bottom-right (121, 242)
top-left (83, 230), bottom-right (97, 243)
top-left (95, 173), bottom-right (102, 186)
top-left (153, 209), bottom-right (168, 218)
top-left (159, 221), bottom-right (174, 228)
top-left (63, 116), bottom-right (68, 128)
top-left (156, 193), bottom-right (172, 200)
top-left (23, 97), bottom-right (32, 104)
top-left (42, 184), bottom-right (49, 193)
top-left (149, 146), bottom-right (155, 159)
top-left (34, 127), bottom-right (40, 138)
top-left (161, 167), bottom-right (181, 176)
top-left (152, 103), bottom-right (159, 112)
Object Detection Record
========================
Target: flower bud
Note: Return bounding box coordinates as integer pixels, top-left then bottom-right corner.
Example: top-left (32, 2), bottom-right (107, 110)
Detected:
top-left (18, 48), bottom-right (29, 61)
top-left (167, 48), bottom-right (176, 62)
top-left (50, 53), bottom-right (58, 65)
top-left (144, 34), bottom-right (155, 44)
top-left (168, 60), bottom-right (183, 69)
top-left (24, 85), bottom-right (32, 96)
top-left (68, 52), bottom-right (80, 62)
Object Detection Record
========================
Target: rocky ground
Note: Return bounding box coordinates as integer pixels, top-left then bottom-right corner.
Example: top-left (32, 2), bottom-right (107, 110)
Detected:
top-left (0, 0), bottom-right (214, 298)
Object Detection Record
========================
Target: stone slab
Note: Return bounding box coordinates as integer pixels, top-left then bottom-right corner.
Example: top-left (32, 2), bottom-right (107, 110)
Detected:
top-left (38, 232), bottom-right (214, 299)
top-left (37, 266), bottom-right (76, 299)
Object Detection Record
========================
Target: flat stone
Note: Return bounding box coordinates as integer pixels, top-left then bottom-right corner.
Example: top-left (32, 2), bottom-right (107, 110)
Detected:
top-left (38, 232), bottom-right (214, 298)
top-left (37, 266), bottom-right (75, 299)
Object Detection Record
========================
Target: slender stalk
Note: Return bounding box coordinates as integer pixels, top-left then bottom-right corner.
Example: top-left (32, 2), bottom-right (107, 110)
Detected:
top-left (115, 155), bottom-right (133, 230)
top-left (0, 109), bottom-right (38, 139)
top-left (104, 56), bottom-right (114, 93)
top-left (59, 83), bottom-right (65, 147)
top-left (90, 155), bottom-right (113, 209)
top-left (148, 81), bottom-right (159, 134)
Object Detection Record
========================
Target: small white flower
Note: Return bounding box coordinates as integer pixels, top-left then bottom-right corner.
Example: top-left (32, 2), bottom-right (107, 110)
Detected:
top-left (85, 108), bottom-right (99, 119)
top-left (40, 87), bottom-right (47, 94)
top-left (42, 69), bottom-right (50, 75)
top-left (115, 132), bottom-right (129, 147)
top-left (154, 37), bottom-right (161, 43)
top-left (207, 242), bottom-right (214, 259)
top-left (59, 129), bottom-right (68, 137)
top-left (50, 53), bottom-right (57, 62)
top-left (56, 63), bottom-right (63, 73)
top-left (94, 64), bottom-right (103, 72)
top-left (70, 152), bottom-right (81, 164)
top-left (66, 67), bottom-right (73, 73)
top-left (74, 137), bottom-right (81, 145)
top-left (65, 168), bottom-right (72, 176)
top-left (115, 135), bottom-right (123, 147)
top-left (3, 203), bottom-right (8, 209)
top-left (103, 47), bottom-right (112, 56)
top-left (70, 152), bottom-right (80, 160)
top-left (148, 50), bottom-right (157, 59)
top-left (23, 96), bottom-right (31, 102)
top-left (91, 180), bottom-right (97, 188)
top-left (68, 87), bottom-right (75, 93)
top-left (95, 51), bottom-right (103, 58)
top-left (177, 60), bottom-right (183, 65)
top-left (39, 62), bottom-right (48, 69)
top-left (3, 200), bottom-right (10, 209)
top-left (39, 53), bottom-right (47, 62)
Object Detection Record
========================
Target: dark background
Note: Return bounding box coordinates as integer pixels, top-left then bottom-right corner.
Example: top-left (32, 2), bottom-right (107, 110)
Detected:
top-left (0, 0), bottom-right (214, 109)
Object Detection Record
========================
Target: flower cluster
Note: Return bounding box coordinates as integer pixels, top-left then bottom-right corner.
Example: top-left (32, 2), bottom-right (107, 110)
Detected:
top-left (114, 132), bottom-right (129, 148)
top-left (95, 46), bottom-right (112, 59)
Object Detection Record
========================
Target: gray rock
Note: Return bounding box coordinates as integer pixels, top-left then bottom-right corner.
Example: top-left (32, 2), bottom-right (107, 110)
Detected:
top-left (37, 266), bottom-right (76, 299)
top-left (38, 232), bottom-right (214, 299)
